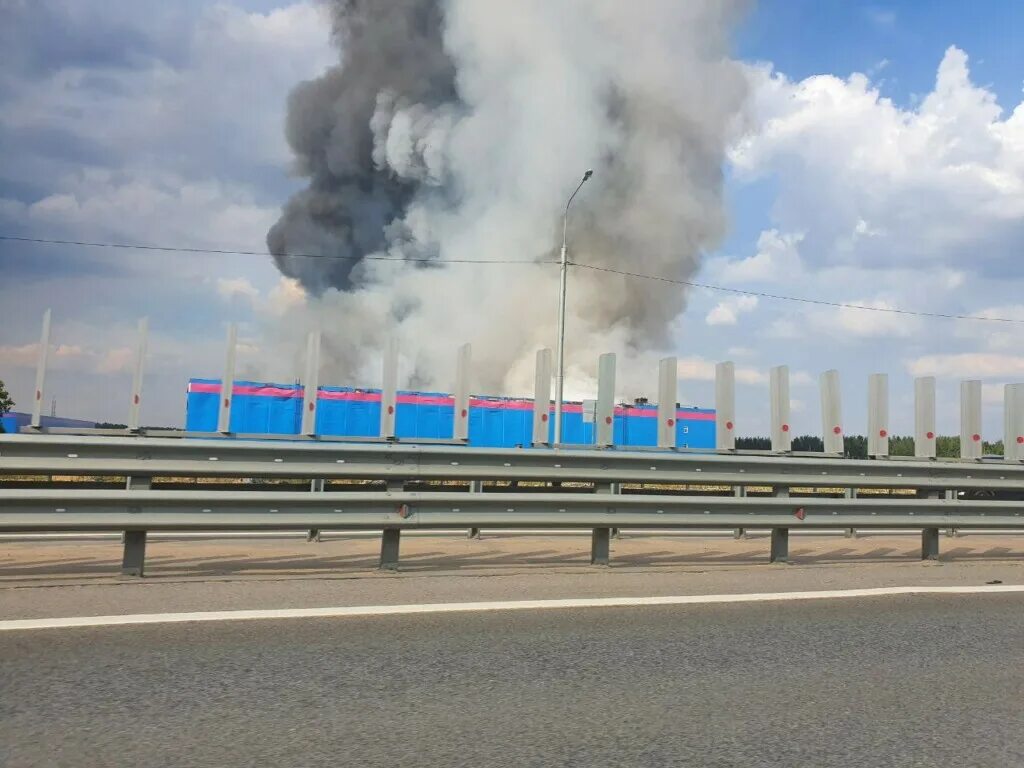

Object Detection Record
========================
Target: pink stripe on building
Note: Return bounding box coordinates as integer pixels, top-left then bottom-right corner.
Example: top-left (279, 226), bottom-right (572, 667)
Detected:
top-left (188, 382), bottom-right (714, 420)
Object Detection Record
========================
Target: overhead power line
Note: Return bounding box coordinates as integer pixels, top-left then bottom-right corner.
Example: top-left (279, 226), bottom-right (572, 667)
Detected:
top-left (4, 233), bottom-right (1017, 324)
top-left (569, 261), bottom-right (1024, 325)
top-left (0, 235), bottom-right (552, 265)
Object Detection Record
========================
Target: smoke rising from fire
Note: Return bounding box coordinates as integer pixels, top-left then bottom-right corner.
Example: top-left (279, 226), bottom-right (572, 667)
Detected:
top-left (265, 0), bottom-right (750, 398)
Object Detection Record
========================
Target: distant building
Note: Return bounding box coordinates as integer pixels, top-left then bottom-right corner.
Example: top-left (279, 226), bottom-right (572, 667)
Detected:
top-left (0, 412), bottom-right (97, 434)
top-left (186, 378), bottom-right (716, 449)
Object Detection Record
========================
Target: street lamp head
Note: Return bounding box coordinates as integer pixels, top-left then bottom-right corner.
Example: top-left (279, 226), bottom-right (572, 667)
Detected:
top-left (583, 169), bottom-right (593, 181)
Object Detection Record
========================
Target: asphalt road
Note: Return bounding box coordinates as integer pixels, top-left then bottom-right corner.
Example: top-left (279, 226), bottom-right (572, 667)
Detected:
top-left (3, 594), bottom-right (1023, 767)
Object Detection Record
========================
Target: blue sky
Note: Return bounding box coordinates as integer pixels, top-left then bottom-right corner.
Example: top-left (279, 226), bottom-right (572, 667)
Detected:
top-left (1, 0), bottom-right (1022, 438)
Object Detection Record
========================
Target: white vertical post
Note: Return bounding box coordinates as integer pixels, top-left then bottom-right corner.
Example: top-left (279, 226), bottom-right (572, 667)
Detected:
top-left (453, 343), bottom-right (472, 442)
top-left (30, 309), bottom-right (52, 428)
top-left (379, 337), bottom-right (398, 439)
top-left (914, 376), bottom-right (936, 458)
top-left (820, 369), bottom-right (843, 454)
top-left (1004, 383), bottom-right (1024, 462)
top-left (532, 348), bottom-right (553, 445)
top-left (960, 379), bottom-right (982, 460)
top-left (217, 323), bottom-right (237, 434)
top-left (715, 361), bottom-right (736, 450)
top-left (595, 353), bottom-right (616, 448)
top-left (770, 365), bottom-right (791, 452)
top-left (867, 373), bottom-right (889, 457)
top-left (300, 330), bottom-right (321, 436)
top-left (657, 357), bottom-right (677, 449)
top-left (127, 317), bottom-right (149, 432)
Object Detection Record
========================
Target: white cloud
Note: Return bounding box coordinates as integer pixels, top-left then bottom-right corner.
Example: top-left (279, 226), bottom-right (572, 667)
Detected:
top-left (704, 44), bottom-right (1024, 438)
top-left (217, 276), bottom-right (260, 303)
top-left (705, 295), bottom-right (758, 325)
top-left (712, 229), bottom-right (803, 283)
top-left (0, 3), bottom-right (333, 424)
top-left (674, 356), bottom-right (766, 385)
top-left (732, 47), bottom-right (1024, 278)
top-left (907, 353), bottom-right (1024, 379)
top-left (832, 299), bottom-right (918, 338)
top-left (0, 343), bottom-right (88, 369)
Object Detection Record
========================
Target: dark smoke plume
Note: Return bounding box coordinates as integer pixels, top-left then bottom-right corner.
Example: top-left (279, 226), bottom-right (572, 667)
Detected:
top-left (268, 0), bottom-right (455, 291)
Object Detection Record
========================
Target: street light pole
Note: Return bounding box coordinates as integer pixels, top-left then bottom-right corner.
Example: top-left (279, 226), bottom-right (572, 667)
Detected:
top-left (553, 169), bottom-right (593, 445)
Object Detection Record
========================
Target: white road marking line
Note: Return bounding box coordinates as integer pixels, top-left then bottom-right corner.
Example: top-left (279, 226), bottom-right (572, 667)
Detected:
top-left (2, 585), bottom-right (1022, 632)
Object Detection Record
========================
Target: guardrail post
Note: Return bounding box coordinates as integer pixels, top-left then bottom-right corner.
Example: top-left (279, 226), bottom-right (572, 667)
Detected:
top-left (379, 479), bottom-right (404, 568)
top-left (127, 318), bottom-right (149, 432)
top-left (308, 477), bottom-right (324, 542)
top-left (922, 527), bottom-right (940, 560)
top-left (770, 528), bottom-right (789, 563)
top-left (770, 486), bottom-right (789, 563)
top-left (716, 361), bottom-right (736, 450)
top-left (453, 343), bottom-right (472, 442)
top-left (868, 373), bottom-right (889, 457)
top-left (843, 488), bottom-right (857, 537)
top-left (122, 474), bottom-right (151, 577)
top-left (734, 485), bottom-right (747, 538)
top-left (591, 527), bottom-right (611, 566)
top-left (657, 357), bottom-right (677, 449)
top-left (467, 480), bottom-right (483, 538)
top-left (217, 323), bottom-right (238, 434)
top-left (591, 480), bottom-right (619, 563)
top-left (914, 376), bottom-right (937, 458)
top-left (380, 529), bottom-right (401, 570)
top-left (1004, 384), bottom-right (1024, 462)
top-left (820, 369), bottom-right (843, 454)
top-left (30, 308), bottom-right (52, 429)
top-left (770, 365), bottom-right (791, 453)
top-left (596, 353), bottom-right (616, 448)
top-left (961, 380), bottom-right (983, 460)
top-left (532, 348), bottom-right (553, 446)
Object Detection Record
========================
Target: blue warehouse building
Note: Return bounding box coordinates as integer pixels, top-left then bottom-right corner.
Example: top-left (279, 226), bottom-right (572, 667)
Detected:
top-left (186, 379), bottom-right (716, 449)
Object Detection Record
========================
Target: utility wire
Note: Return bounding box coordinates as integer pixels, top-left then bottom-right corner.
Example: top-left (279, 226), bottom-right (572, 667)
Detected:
top-left (0, 235), bottom-right (553, 265)
top-left (4, 233), bottom-right (1018, 324)
top-left (569, 261), bottom-right (1024, 325)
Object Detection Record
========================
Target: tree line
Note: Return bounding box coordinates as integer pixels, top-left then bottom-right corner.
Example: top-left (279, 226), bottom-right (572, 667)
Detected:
top-left (735, 434), bottom-right (1003, 458)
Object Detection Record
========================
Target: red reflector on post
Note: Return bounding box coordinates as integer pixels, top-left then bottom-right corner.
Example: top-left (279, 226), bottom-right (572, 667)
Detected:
top-left (794, 507), bottom-right (805, 520)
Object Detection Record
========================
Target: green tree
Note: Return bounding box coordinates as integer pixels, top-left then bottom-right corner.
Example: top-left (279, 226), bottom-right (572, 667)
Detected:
top-left (0, 379), bottom-right (13, 433)
top-left (0, 379), bottom-right (13, 415)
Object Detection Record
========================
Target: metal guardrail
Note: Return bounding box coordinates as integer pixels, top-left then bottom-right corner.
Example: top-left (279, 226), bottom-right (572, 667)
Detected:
top-left (3, 434), bottom-right (1024, 575)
